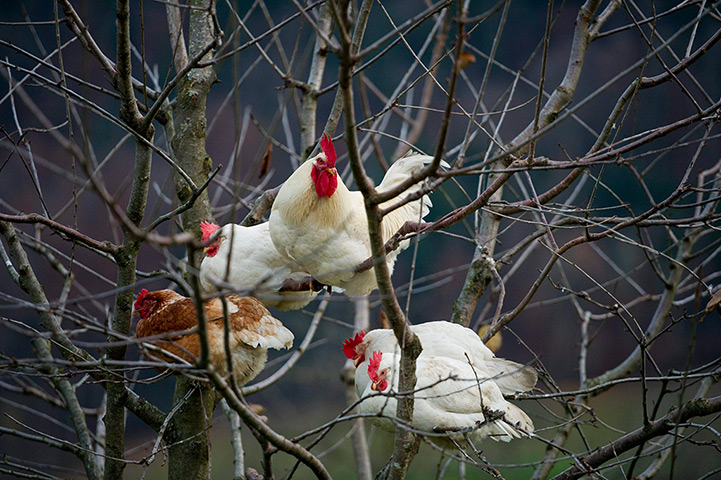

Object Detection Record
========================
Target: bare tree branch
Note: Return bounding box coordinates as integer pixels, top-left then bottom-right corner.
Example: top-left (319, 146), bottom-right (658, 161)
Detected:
top-left (2, 2), bottom-right (720, 479)
top-left (551, 395), bottom-right (721, 480)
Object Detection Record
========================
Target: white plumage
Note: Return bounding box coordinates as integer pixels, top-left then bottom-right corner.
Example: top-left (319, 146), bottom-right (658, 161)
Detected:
top-left (200, 222), bottom-right (318, 311)
top-left (359, 350), bottom-right (534, 450)
top-left (344, 321), bottom-right (538, 396)
top-left (269, 135), bottom-right (446, 296)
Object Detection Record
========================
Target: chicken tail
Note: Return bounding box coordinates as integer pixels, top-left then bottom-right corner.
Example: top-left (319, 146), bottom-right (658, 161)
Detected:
top-left (377, 153), bottom-right (449, 198)
top-left (377, 154), bottom-right (448, 243)
top-left (486, 403), bottom-right (535, 442)
top-left (485, 358), bottom-right (538, 395)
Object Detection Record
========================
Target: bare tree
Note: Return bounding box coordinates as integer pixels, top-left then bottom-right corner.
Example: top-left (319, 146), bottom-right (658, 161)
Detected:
top-left (1, 1), bottom-right (720, 479)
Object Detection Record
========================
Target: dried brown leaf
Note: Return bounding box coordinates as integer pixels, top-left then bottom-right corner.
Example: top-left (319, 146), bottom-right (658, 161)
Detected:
top-left (259, 142), bottom-right (273, 178)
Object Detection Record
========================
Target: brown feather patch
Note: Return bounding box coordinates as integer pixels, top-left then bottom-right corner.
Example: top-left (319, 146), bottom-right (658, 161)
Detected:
top-left (135, 290), bottom-right (291, 376)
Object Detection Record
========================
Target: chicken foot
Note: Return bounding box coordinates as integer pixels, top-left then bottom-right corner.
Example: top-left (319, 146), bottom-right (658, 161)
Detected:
top-left (278, 276), bottom-right (328, 293)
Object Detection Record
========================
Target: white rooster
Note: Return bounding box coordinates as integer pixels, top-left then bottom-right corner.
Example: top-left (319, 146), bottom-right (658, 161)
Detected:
top-left (269, 134), bottom-right (446, 296)
top-left (199, 221), bottom-right (319, 311)
top-left (343, 321), bottom-right (537, 396)
top-left (359, 350), bottom-right (534, 450)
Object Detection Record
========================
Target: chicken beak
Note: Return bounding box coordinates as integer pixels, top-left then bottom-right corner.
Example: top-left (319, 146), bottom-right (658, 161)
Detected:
top-left (352, 344), bottom-right (367, 368)
top-left (203, 241), bottom-right (215, 256)
top-left (203, 236), bottom-right (221, 257)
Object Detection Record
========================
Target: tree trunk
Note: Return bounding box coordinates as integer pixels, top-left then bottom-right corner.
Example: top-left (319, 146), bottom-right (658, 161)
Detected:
top-left (166, 1), bottom-right (219, 478)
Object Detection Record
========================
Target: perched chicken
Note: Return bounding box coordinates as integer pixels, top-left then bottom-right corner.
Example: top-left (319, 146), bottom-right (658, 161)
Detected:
top-left (199, 221), bottom-right (319, 311)
top-left (359, 350), bottom-right (534, 450)
top-left (134, 289), bottom-right (294, 385)
top-left (343, 321), bottom-right (537, 396)
top-left (269, 134), bottom-right (446, 296)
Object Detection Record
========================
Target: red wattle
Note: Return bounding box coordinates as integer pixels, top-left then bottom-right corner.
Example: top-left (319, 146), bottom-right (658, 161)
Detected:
top-left (327, 171), bottom-right (338, 196)
top-left (312, 167), bottom-right (337, 197)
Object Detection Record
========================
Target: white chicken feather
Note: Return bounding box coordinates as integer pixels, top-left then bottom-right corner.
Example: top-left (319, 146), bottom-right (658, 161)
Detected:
top-left (269, 135), bottom-right (447, 296)
top-left (343, 321), bottom-right (538, 396)
top-left (359, 351), bottom-right (534, 450)
top-left (200, 222), bottom-right (318, 311)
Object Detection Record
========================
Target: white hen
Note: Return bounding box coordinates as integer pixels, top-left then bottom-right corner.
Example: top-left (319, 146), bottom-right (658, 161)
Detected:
top-left (199, 221), bottom-right (318, 311)
top-left (359, 351), bottom-right (534, 450)
top-left (269, 134), bottom-right (446, 296)
top-left (343, 321), bottom-right (537, 396)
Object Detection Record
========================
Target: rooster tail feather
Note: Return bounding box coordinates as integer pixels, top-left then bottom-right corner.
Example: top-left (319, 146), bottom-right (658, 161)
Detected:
top-left (376, 154), bottom-right (438, 195)
top-left (377, 154), bottom-right (447, 243)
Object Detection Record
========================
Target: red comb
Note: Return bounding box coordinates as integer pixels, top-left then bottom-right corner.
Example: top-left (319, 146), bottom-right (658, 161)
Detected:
top-left (320, 134), bottom-right (336, 167)
top-left (134, 289), bottom-right (149, 310)
top-left (367, 350), bottom-right (383, 381)
top-left (200, 221), bottom-right (221, 243)
top-left (342, 331), bottom-right (365, 360)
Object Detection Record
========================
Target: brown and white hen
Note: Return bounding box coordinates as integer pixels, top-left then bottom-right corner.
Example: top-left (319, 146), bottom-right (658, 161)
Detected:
top-left (134, 289), bottom-right (294, 385)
